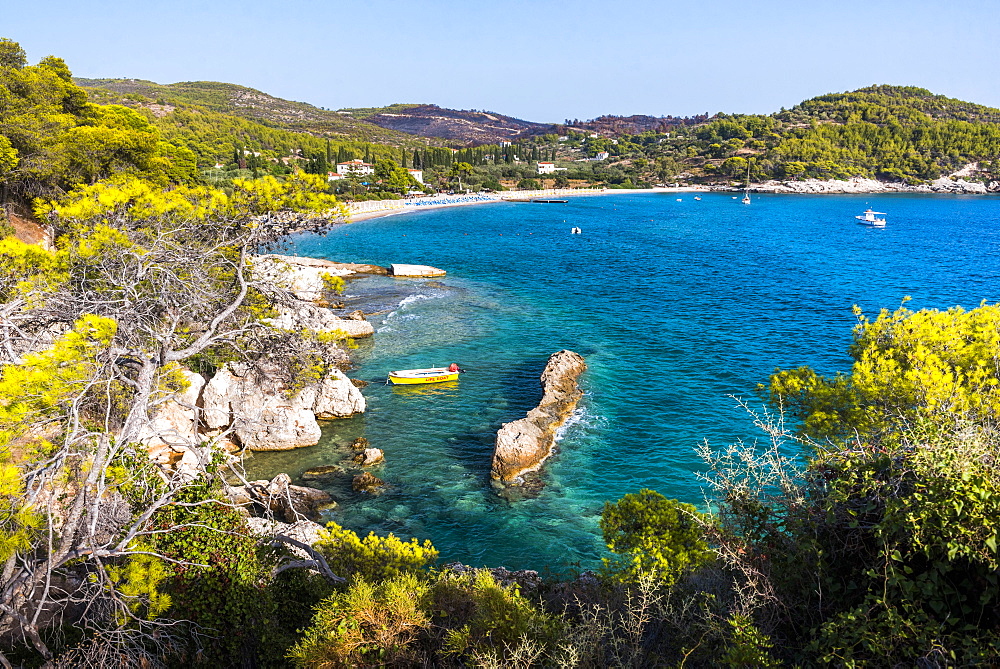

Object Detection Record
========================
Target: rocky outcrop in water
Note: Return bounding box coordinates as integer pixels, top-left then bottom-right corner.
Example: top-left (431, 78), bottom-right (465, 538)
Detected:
top-left (491, 350), bottom-right (586, 487)
top-left (353, 471), bottom-right (386, 493)
top-left (201, 363), bottom-right (365, 451)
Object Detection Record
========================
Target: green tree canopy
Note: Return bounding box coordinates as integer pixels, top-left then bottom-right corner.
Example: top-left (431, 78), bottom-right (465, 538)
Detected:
top-left (767, 302), bottom-right (1000, 443)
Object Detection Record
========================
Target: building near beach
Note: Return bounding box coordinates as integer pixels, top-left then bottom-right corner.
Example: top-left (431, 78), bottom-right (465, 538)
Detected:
top-left (336, 159), bottom-right (375, 176)
top-left (407, 168), bottom-right (424, 183)
top-left (537, 162), bottom-right (567, 175)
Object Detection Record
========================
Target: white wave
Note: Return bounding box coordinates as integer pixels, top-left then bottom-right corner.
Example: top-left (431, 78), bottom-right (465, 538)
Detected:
top-left (555, 405), bottom-right (593, 442)
top-left (398, 293), bottom-right (440, 308)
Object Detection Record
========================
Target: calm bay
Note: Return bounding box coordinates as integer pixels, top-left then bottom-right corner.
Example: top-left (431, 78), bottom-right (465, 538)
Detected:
top-left (247, 192), bottom-right (1000, 571)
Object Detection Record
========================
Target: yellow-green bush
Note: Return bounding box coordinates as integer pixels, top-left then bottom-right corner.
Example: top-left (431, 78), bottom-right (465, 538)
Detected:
top-left (314, 522), bottom-right (438, 582)
top-left (431, 570), bottom-right (564, 662)
top-left (288, 573), bottom-right (431, 668)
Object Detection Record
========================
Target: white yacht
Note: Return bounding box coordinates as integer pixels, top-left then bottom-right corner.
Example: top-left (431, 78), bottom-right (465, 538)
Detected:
top-left (855, 209), bottom-right (887, 227)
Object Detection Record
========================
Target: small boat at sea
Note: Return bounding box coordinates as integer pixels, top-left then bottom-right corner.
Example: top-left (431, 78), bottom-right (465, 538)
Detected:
top-left (531, 198), bottom-right (568, 203)
top-left (741, 159), bottom-right (752, 204)
top-left (387, 367), bottom-right (460, 385)
top-left (855, 209), bottom-right (887, 227)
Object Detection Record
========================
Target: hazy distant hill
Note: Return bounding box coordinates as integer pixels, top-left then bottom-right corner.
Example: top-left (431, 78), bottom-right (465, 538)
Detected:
top-left (339, 104), bottom-right (553, 144)
top-left (75, 78), bottom-right (431, 147)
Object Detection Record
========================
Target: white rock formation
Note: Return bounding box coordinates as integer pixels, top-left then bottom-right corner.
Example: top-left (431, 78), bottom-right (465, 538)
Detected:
top-left (252, 254), bottom-right (353, 301)
top-left (200, 363), bottom-right (366, 451)
top-left (313, 368), bottom-right (367, 418)
top-left (755, 176), bottom-right (992, 194)
top-left (268, 301), bottom-right (374, 338)
top-left (140, 370), bottom-right (209, 478)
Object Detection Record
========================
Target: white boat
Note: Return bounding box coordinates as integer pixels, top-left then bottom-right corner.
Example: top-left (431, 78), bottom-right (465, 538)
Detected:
top-left (855, 209), bottom-right (887, 227)
top-left (741, 159), bottom-right (751, 204)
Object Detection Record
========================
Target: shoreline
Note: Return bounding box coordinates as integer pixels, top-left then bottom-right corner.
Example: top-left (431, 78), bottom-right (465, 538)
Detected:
top-left (345, 186), bottom-right (706, 222)
top-left (344, 177), bottom-right (999, 223)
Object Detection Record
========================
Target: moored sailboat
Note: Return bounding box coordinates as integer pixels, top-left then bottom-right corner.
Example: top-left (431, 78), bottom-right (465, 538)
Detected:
top-left (741, 159), bottom-right (752, 204)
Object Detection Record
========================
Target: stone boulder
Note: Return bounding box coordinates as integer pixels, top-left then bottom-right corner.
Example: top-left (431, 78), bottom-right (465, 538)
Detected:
top-left (201, 363), bottom-right (365, 451)
top-left (252, 254), bottom-right (354, 301)
top-left (268, 301), bottom-right (375, 339)
top-left (353, 448), bottom-right (384, 466)
top-left (352, 472), bottom-right (385, 493)
top-left (230, 474), bottom-right (334, 522)
top-left (141, 370), bottom-right (205, 448)
top-left (245, 518), bottom-right (327, 558)
top-left (491, 350), bottom-right (587, 486)
top-left (140, 370), bottom-right (209, 479)
top-left (313, 368), bottom-right (367, 419)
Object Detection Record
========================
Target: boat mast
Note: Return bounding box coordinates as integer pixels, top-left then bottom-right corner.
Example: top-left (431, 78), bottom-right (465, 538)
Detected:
top-left (742, 159), bottom-right (752, 204)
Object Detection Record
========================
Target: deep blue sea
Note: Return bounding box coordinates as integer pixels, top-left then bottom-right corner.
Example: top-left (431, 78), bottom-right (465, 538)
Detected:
top-left (248, 192), bottom-right (1000, 571)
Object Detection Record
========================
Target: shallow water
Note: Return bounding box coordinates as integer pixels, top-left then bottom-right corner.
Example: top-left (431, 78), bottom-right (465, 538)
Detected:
top-left (247, 192), bottom-right (1000, 570)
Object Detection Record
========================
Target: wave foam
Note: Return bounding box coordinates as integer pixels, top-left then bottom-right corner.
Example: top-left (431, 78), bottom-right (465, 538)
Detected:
top-left (398, 293), bottom-right (440, 308)
top-left (555, 405), bottom-right (594, 442)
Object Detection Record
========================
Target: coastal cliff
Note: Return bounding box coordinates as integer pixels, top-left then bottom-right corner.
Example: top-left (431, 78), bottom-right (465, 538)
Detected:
top-left (491, 350), bottom-right (587, 486)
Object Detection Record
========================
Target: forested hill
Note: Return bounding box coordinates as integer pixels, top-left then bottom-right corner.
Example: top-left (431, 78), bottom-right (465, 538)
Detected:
top-left (76, 78), bottom-right (430, 147)
top-left (778, 85), bottom-right (1000, 126)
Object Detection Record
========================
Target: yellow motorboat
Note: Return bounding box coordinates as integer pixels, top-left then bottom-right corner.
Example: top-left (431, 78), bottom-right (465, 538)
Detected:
top-left (387, 367), bottom-right (460, 385)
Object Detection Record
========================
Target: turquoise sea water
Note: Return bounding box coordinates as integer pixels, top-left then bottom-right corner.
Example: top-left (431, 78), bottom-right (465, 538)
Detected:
top-left (248, 192), bottom-right (1000, 571)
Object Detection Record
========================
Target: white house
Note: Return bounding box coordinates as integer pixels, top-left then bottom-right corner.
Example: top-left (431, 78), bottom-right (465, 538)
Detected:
top-left (537, 162), bottom-right (557, 174)
top-left (594, 151), bottom-right (610, 161)
top-left (336, 159), bottom-right (375, 176)
top-left (327, 172), bottom-right (345, 181)
top-left (407, 168), bottom-right (424, 184)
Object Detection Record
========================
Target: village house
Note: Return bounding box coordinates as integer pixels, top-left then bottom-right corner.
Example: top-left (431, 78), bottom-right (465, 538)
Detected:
top-left (336, 159), bottom-right (375, 176)
top-left (537, 162), bottom-right (568, 175)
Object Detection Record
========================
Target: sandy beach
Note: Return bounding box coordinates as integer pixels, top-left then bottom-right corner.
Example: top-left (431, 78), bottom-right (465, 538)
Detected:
top-left (345, 186), bottom-right (708, 222)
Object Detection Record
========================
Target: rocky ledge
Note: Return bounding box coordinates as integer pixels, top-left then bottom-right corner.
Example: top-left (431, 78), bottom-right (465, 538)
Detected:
top-left (746, 176), bottom-right (998, 195)
top-left (490, 350), bottom-right (587, 487)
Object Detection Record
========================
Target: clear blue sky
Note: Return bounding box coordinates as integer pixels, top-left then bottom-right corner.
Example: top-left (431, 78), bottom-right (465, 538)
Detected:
top-left (6, 0), bottom-right (999, 122)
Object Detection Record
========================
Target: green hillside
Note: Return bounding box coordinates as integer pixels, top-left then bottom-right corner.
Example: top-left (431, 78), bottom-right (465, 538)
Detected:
top-left (530, 85), bottom-right (1000, 187)
top-left (76, 78), bottom-right (434, 147)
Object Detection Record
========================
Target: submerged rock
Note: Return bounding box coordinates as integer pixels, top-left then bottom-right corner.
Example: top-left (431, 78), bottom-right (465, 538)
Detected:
top-left (353, 472), bottom-right (385, 493)
top-left (491, 350), bottom-right (587, 487)
top-left (301, 465), bottom-right (346, 484)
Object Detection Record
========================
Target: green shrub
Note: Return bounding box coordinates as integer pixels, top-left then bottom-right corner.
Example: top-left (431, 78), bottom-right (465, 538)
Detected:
top-left (288, 573), bottom-right (431, 668)
top-left (599, 489), bottom-right (713, 585)
top-left (431, 570), bottom-right (564, 663)
top-left (314, 522), bottom-right (438, 582)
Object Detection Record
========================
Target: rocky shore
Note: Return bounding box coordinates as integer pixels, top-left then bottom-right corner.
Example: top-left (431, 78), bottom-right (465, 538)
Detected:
top-left (741, 176), bottom-right (999, 195)
top-left (142, 254), bottom-right (383, 478)
top-left (491, 350), bottom-right (587, 489)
